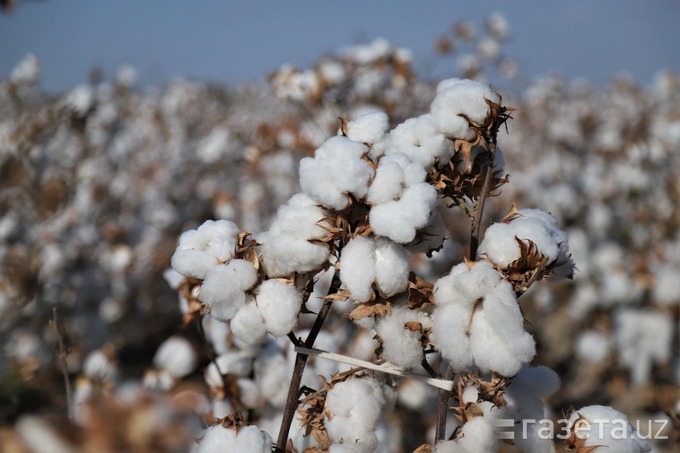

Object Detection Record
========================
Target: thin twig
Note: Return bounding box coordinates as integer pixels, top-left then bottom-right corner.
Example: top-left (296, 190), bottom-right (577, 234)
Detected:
top-left (435, 366), bottom-right (456, 442)
top-left (469, 142), bottom-right (498, 260)
top-left (51, 308), bottom-right (73, 422)
top-left (276, 271), bottom-right (342, 451)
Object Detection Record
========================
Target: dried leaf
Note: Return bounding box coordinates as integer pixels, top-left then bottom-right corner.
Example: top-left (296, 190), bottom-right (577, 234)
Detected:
top-left (347, 299), bottom-right (392, 321)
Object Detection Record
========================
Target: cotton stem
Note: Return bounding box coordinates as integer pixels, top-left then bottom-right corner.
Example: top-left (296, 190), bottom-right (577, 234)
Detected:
top-left (275, 271), bottom-right (342, 451)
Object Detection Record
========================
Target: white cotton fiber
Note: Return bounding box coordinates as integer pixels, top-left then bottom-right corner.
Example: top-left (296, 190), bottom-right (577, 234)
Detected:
top-left (346, 111), bottom-right (389, 144)
top-left (324, 376), bottom-right (393, 451)
top-left (431, 302), bottom-right (474, 370)
top-left (434, 260), bottom-right (502, 306)
top-left (366, 154), bottom-right (410, 205)
top-left (469, 283), bottom-right (536, 376)
top-left (374, 238), bottom-right (410, 296)
top-left (615, 308), bottom-right (673, 385)
top-left (375, 307), bottom-right (431, 369)
top-left (430, 78), bottom-right (500, 140)
top-left (261, 193), bottom-right (331, 277)
top-left (199, 259), bottom-right (258, 322)
top-left (152, 336), bottom-right (197, 378)
top-left (230, 298), bottom-right (267, 345)
top-left (340, 235), bottom-right (377, 302)
top-left (204, 351), bottom-right (253, 389)
top-left (575, 330), bottom-right (611, 363)
top-left (171, 219), bottom-right (240, 279)
top-left (255, 280), bottom-right (302, 336)
top-left (197, 424), bottom-right (272, 453)
top-left (379, 114), bottom-right (454, 170)
top-left (478, 209), bottom-right (574, 279)
top-left (369, 183), bottom-right (438, 243)
top-left (299, 136), bottom-right (373, 210)
top-left (568, 405), bottom-right (651, 453)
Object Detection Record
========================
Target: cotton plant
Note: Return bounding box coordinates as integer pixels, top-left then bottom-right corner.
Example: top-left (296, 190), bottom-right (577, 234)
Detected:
top-left (157, 75), bottom-right (589, 453)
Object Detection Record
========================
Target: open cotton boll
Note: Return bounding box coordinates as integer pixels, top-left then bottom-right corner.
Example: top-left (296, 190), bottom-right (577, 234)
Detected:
top-left (369, 182), bottom-right (437, 243)
top-left (382, 114), bottom-right (454, 169)
top-left (345, 111), bottom-right (389, 144)
top-left (568, 405), bottom-right (652, 453)
top-left (83, 348), bottom-right (119, 383)
top-left (434, 260), bottom-right (503, 306)
top-left (431, 78), bottom-right (500, 140)
top-left (575, 330), bottom-right (611, 363)
top-left (204, 351), bottom-right (254, 389)
top-left (436, 415), bottom-right (497, 453)
top-left (299, 136), bottom-right (373, 210)
top-left (261, 193), bottom-right (331, 277)
top-left (431, 303), bottom-right (474, 370)
top-left (197, 424), bottom-right (271, 453)
top-left (615, 308), bottom-right (673, 385)
top-left (200, 260), bottom-right (258, 321)
top-left (230, 298), bottom-right (267, 345)
top-left (375, 307), bottom-right (431, 368)
top-left (469, 282), bottom-right (536, 376)
top-left (374, 238), bottom-right (409, 296)
top-left (366, 155), bottom-right (409, 205)
top-left (339, 236), bottom-right (377, 302)
top-left (254, 280), bottom-right (302, 336)
top-left (171, 219), bottom-right (240, 279)
top-left (152, 336), bottom-right (197, 379)
top-left (326, 377), bottom-right (391, 427)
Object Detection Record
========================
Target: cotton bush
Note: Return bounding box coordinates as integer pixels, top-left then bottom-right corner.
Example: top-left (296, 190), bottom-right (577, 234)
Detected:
top-left (2, 16), bottom-right (678, 453)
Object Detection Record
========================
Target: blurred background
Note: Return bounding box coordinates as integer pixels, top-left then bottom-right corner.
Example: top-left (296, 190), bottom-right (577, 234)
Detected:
top-left (0, 1), bottom-right (678, 451)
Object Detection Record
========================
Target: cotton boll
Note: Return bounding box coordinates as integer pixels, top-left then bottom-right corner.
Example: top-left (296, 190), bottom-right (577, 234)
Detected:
top-left (375, 307), bottom-right (431, 368)
top-left (205, 351), bottom-right (254, 389)
top-left (142, 368), bottom-right (176, 391)
top-left (434, 261), bottom-right (502, 305)
top-left (575, 330), bottom-right (611, 363)
top-left (374, 238), bottom-right (409, 296)
top-left (200, 260), bottom-right (258, 321)
top-left (171, 249), bottom-right (219, 280)
top-left (255, 280), bottom-right (302, 336)
top-left (231, 298), bottom-right (267, 345)
top-left (197, 424), bottom-right (271, 453)
top-left (82, 348), bottom-right (119, 383)
top-left (339, 236), bottom-right (377, 302)
top-left (431, 79), bottom-right (500, 140)
top-left (470, 282), bottom-right (535, 376)
top-left (369, 182), bottom-right (438, 243)
top-left (299, 136), bottom-right (373, 210)
top-left (152, 336), bottom-right (198, 379)
top-left (171, 220), bottom-right (240, 279)
top-left (324, 377), bottom-right (393, 451)
top-left (615, 309), bottom-right (673, 385)
top-left (261, 193), bottom-right (331, 277)
top-left (436, 415), bottom-right (497, 453)
top-left (366, 156), bottom-right (407, 205)
top-left (431, 303), bottom-right (474, 370)
top-left (653, 265), bottom-right (680, 306)
top-left (385, 114), bottom-right (454, 169)
top-left (568, 405), bottom-right (651, 453)
top-left (346, 112), bottom-right (389, 144)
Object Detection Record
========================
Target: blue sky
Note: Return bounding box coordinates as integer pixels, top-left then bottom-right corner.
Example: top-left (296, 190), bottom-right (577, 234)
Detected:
top-left (1, 0), bottom-right (679, 92)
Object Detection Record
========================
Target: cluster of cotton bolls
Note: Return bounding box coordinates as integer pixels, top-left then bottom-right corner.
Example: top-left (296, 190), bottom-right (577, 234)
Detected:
top-left (496, 70), bottom-right (680, 425)
top-left (3, 15), bottom-right (679, 451)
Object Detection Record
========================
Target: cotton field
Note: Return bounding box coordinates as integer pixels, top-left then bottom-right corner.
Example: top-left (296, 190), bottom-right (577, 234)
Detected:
top-left (0, 16), bottom-right (678, 453)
